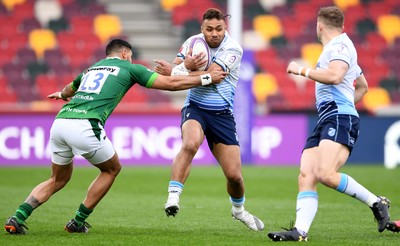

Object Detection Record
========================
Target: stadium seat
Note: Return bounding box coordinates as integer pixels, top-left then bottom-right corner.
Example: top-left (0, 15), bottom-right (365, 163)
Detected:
top-left (160, 0), bottom-right (187, 12)
top-left (1, 0), bottom-right (25, 11)
top-left (280, 17), bottom-right (303, 41)
top-left (2, 62), bottom-right (27, 84)
top-left (292, 2), bottom-right (318, 25)
top-left (344, 5), bottom-right (367, 36)
top-left (271, 4), bottom-right (292, 19)
top-left (252, 73), bottom-right (278, 103)
top-left (362, 87), bottom-right (391, 111)
top-left (367, 1), bottom-right (392, 22)
top-left (93, 14), bottom-right (122, 44)
top-left (365, 32), bottom-right (387, 54)
top-left (0, 85), bottom-right (17, 103)
top-left (243, 0), bottom-right (267, 22)
top-left (48, 17), bottom-right (69, 33)
top-left (26, 60), bottom-right (49, 81)
top-left (29, 28), bottom-right (57, 58)
top-left (15, 47), bottom-right (37, 66)
top-left (62, 1), bottom-right (82, 19)
top-left (122, 85), bottom-right (149, 103)
top-left (253, 15), bottom-right (282, 42)
top-left (82, 2), bottom-right (106, 17)
top-left (69, 16), bottom-right (93, 34)
top-left (35, 74), bottom-right (59, 100)
top-left (242, 30), bottom-right (267, 50)
top-left (12, 1), bottom-right (34, 21)
top-left (0, 15), bottom-right (21, 36)
top-left (301, 43), bottom-right (323, 67)
top-left (380, 77), bottom-right (399, 92)
top-left (377, 15), bottom-right (400, 45)
top-left (258, 0), bottom-right (286, 12)
top-left (333, 0), bottom-right (360, 11)
top-left (34, 0), bottom-right (62, 27)
top-left (0, 32), bottom-right (24, 66)
top-left (20, 17), bottom-right (42, 33)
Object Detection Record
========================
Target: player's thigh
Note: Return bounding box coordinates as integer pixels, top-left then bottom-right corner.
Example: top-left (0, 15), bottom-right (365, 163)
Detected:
top-left (318, 139), bottom-right (349, 173)
top-left (213, 144), bottom-right (242, 178)
top-left (181, 119), bottom-right (205, 147)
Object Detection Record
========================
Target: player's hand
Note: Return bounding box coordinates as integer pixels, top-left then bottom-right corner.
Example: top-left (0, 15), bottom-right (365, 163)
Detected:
top-left (47, 91), bottom-right (69, 101)
top-left (184, 49), bottom-right (206, 71)
top-left (154, 59), bottom-right (173, 76)
top-left (210, 70), bottom-right (228, 84)
top-left (287, 61), bottom-right (300, 75)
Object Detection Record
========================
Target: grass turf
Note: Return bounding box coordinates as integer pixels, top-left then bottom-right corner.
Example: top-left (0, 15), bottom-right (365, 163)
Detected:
top-left (0, 165), bottom-right (399, 245)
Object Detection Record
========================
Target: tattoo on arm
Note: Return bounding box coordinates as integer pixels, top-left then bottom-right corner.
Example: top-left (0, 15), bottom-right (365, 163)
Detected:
top-left (25, 196), bottom-right (41, 209)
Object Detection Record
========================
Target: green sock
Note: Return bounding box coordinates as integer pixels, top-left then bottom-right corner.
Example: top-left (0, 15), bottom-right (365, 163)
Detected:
top-left (14, 203), bottom-right (33, 224)
top-left (74, 203), bottom-right (93, 226)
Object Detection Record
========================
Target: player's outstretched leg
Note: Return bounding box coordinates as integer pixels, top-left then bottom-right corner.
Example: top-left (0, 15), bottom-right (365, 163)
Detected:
top-left (370, 196), bottom-right (390, 232)
top-left (386, 220), bottom-right (400, 233)
top-left (4, 217), bottom-right (28, 235)
top-left (268, 227), bottom-right (308, 242)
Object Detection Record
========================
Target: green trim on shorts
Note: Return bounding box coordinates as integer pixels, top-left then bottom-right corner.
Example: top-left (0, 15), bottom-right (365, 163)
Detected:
top-left (89, 119), bottom-right (101, 141)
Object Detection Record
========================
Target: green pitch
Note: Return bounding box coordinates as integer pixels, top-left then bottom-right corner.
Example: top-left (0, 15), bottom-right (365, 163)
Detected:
top-left (0, 165), bottom-right (399, 245)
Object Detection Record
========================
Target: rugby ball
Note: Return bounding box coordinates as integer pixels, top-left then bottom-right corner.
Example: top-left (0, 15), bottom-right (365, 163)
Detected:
top-left (189, 37), bottom-right (211, 71)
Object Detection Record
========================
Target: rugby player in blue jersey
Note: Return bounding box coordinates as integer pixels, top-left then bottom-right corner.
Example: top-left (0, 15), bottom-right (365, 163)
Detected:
top-left (154, 8), bottom-right (264, 231)
top-left (267, 6), bottom-right (391, 242)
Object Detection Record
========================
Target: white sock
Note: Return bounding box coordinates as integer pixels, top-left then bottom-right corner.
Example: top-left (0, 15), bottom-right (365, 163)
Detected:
top-left (336, 173), bottom-right (378, 207)
top-left (167, 181), bottom-right (184, 203)
top-left (294, 191), bottom-right (318, 234)
top-left (230, 196), bottom-right (245, 215)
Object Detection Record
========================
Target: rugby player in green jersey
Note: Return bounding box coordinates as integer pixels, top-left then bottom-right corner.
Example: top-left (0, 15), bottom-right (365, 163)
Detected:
top-left (4, 39), bottom-right (227, 234)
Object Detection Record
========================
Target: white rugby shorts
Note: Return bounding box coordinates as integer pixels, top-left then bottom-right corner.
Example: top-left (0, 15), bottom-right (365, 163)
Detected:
top-left (50, 118), bottom-right (115, 165)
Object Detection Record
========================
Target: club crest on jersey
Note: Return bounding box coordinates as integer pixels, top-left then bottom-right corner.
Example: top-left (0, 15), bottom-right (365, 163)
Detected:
top-left (186, 113), bottom-right (190, 118)
top-left (228, 56), bottom-right (237, 63)
top-left (328, 127), bottom-right (336, 137)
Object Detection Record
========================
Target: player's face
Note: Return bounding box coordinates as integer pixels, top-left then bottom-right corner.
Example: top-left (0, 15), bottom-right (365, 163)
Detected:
top-left (201, 18), bottom-right (226, 48)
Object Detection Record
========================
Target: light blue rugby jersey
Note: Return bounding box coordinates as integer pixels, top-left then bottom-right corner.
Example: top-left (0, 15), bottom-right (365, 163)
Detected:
top-left (315, 33), bottom-right (361, 121)
top-left (177, 32), bottom-right (243, 112)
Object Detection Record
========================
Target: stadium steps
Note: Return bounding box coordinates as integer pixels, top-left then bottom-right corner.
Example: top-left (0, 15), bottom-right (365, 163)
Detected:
top-left (98, 0), bottom-right (187, 107)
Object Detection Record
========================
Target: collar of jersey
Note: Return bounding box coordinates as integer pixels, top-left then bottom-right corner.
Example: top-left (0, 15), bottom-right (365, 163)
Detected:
top-left (106, 56), bottom-right (122, 60)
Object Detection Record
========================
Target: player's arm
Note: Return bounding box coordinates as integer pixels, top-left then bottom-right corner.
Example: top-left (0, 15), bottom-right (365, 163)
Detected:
top-left (287, 60), bottom-right (348, 85)
top-left (47, 82), bottom-right (77, 101)
top-left (150, 70), bottom-right (227, 91)
top-left (354, 73), bottom-right (368, 104)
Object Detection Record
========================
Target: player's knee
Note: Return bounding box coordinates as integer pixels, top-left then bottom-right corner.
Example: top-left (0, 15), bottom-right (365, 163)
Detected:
top-left (110, 162), bottom-right (122, 177)
top-left (226, 173), bottom-right (243, 185)
top-left (181, 140), bottom-right (201, 155)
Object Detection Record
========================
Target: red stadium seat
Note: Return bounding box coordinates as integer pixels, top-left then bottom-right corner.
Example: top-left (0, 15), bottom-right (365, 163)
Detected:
top-left (122, 85), bottom-right (149, 103)
top-left (12, 1), bottom-right (34, 21)
top-left (69, 16), bottom-right (94, 34)
top-left (35, 74), bottom-right (59, 100)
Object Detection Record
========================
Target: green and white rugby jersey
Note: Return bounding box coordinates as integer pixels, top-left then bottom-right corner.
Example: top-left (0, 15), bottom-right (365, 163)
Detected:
top-left (56, 57), bottom-right (158, 125)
